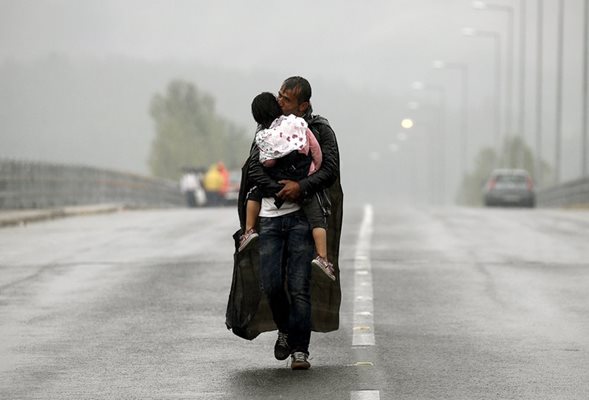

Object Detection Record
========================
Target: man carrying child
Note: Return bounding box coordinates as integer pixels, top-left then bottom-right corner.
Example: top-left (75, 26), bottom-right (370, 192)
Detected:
top-left (232, 76), bottom-right (343, 370)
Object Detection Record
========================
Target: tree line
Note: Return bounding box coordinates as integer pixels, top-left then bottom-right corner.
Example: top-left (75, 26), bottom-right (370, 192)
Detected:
top-left (148, 80), bottom-right (251, 180)
top-left (456, 136), bottom-right (553, 206)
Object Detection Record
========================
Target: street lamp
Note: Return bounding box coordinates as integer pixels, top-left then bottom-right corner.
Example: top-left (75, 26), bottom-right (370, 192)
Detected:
top-left (462, 27), bottom-right (502, 158)
top-left (401, 118), bottom-right (414, 129)
top-left (408, 101), bottom-right (420, 111)
top-left (535, 0), bottom-right (544, 186)
top-left (396, 111), bottom-right (430, 204)
top-left (433, 60), bottom-right (469, 178)
top-left (554, 0), bottom-right (564, 183)
top-left (412, 81), bottom-right (447, 204)
top-left (519, 0), bottom-right (527, 168)
top-left (411, 81), bottom-right (425, 91)
top-left (399, 107), bottom-right (427, 203)
top-left (581, 0), bottom-right (589, 177)
top-left (472, 1), bottom-right (516, 140)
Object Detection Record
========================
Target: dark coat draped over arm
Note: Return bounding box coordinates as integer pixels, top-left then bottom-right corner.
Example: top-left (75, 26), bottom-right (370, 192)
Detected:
top-left (226, 115), bottom-right (344, 340)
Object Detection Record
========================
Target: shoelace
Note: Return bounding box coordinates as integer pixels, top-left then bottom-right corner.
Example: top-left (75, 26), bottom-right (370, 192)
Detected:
top-left (286, 352), bottom-right (311, 367)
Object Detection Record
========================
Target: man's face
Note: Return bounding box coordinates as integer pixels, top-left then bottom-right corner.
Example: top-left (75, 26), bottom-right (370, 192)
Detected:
top-left (277, 86), bottom-right (308, 117)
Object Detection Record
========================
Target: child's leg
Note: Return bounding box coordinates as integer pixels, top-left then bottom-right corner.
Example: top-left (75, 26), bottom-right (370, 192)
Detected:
top-left (305, 195), bottom-right (335, 280)
top-left (302, 194), bottom-right (329, 259)
top-left (245, 199), bottom-right (261, 231)
top-left (312, 227), bottom-right (328, 259)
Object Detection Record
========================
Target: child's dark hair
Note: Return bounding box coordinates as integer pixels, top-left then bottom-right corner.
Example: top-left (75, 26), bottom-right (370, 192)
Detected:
top-left (251, 92), bottom-right (282, 129)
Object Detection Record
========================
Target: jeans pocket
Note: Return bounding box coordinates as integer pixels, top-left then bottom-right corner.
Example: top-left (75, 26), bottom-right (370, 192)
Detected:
top-left (294, 213), bottom-right (310, 228)
top-left (259, 216), bottom-right (279, 233)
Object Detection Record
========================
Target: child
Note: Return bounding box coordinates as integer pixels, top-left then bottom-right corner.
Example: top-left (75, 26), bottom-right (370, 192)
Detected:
top-left (239, 92), bottom-right (335, 281)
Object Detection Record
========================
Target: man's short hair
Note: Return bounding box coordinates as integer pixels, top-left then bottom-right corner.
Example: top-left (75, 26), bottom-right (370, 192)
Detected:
top-left (282, 76), bottom-right (312, 104)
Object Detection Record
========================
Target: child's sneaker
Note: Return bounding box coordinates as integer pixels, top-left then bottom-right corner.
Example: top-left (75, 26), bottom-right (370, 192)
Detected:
top-left (311, 256), bottom-right (336, 281)
top-left (238, 228), bottom-right (259, 252)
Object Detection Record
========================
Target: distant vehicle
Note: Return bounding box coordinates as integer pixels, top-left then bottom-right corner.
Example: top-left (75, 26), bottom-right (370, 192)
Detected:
top-left (223, 170), bottom-right (241, 206)
top-left (483, 169), bottom-right (536, 208)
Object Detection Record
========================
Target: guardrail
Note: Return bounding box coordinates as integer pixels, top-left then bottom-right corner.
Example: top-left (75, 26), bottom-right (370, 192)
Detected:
top-left (0, 159), bottom-right (184, 209)
top-left (537, 176), bottom-right (589, 208)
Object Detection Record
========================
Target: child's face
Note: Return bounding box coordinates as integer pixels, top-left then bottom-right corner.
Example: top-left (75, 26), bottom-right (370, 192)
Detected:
top-left (277, 86), bottom-right (308, 117)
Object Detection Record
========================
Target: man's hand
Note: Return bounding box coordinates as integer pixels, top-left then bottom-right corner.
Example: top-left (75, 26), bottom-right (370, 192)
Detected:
top-left (277, 180), bottom-right (301, 202)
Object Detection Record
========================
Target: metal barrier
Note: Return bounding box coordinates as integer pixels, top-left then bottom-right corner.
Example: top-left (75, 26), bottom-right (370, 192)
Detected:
top-left (537, 176), bottom-right (589, 208)
top-left (0, 159), bottom-right (184, 209)
top-left (3, 159), bottom-right (587, 210)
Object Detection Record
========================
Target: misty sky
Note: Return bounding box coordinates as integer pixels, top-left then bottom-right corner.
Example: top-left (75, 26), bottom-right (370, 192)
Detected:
top-left (1, 0), bottom-right (588, 201)
top-left (4, 0), bottom-right (578, 92)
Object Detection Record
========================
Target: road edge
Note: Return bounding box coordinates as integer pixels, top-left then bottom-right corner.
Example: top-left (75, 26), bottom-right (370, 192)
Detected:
top-left (0, 204), bottom-right (127, 228)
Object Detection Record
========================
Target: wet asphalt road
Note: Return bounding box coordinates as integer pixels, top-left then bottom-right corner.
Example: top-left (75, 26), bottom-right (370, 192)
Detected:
top-left (0, 205), bottom-right (588, 399)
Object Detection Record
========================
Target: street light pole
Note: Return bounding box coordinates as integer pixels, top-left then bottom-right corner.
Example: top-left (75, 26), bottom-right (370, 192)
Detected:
top-left (535, 0), bottom-right (544, 186)
top-left (555, 0), bottom-right (564, 183)
top-left (583, 0), bottom-right (589, 177)
top-left (402, 103), bottom-right (436, 205)
top-left (463, 28), bottom-right (502, 160)
top-left (433, 60), bottom-right (470, 179)
top-left (518, 0), bottom-right (527, 168)
top-left (412, 82), bottom-right (447, 205)
top-left (473, 1), bottom-right (515, 141)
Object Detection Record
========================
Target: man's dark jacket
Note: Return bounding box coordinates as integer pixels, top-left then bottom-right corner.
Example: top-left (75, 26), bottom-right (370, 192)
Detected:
top-left (225, 111), bottom-right (344, 340)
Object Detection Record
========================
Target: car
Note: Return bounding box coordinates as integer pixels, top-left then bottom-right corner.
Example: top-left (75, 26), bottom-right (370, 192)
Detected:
top-left (483, 168), bottom-right (536, 208)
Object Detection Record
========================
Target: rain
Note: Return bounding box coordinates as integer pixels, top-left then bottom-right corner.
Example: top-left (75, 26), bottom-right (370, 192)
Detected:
top-left (2, 0), bottom-right (588, 206)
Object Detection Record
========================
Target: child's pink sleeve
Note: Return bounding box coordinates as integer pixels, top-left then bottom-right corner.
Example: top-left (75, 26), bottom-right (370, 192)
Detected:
top-left (306, 128), bottom-right (322, 174)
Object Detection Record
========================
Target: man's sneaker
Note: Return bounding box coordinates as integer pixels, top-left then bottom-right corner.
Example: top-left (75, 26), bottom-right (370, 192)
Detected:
top-left (290, 351), bottom-right (311, 370)
top-left (238, 228), bottom-right (259, 252)
top-left (311, 256), bottom-right (336, 281)
top-left (274, 332), bottom-right (290, 360)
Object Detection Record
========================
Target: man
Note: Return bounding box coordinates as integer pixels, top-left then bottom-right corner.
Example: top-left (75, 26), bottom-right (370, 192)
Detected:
top-left (180, 168), bottom-right (198, 208)
top-left (226, 76), bottom-right (343, 370)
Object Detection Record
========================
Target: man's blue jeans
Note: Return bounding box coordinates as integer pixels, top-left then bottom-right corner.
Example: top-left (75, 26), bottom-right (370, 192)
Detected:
top-left (258, 211), bottom-right (314, 354)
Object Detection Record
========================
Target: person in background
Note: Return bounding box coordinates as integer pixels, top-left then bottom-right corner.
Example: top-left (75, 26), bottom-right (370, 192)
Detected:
top-left (217, 162), bottom-right (230, 203)
top-left (194, 168), bottom-right (207, 207)
top-left (204, 162), bottom-right (224, 206)
top-left (180, 168), bottom-right (198, 208)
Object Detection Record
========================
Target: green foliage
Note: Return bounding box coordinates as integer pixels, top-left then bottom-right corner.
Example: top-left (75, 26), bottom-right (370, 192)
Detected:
top-left (456, 147), bottom-right (497, 206)
top-left (148, 80), bottom-right (250, 179)
top-left (456, 136), bottom-right (553, 206)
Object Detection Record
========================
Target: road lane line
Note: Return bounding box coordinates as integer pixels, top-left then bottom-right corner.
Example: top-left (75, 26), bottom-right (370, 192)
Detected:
top-left (350, 206), bottom-right (380, 399)
top-left (353, 204), bottom-right (375, 347)
top-left (351, 390), bottom-right (380, 400)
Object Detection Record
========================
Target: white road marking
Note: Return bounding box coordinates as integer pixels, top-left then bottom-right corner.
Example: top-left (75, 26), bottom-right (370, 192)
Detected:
top-left (352, 204), bottom-right (375, 347)
top-left (350, 206), bottom-right (380, 399)
top-left (351, 390), bottom-right (380, 400)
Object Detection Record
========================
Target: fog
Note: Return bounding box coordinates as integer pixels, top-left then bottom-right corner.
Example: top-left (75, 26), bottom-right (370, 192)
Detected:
top-left (1, 0), bottom-right (588, 205)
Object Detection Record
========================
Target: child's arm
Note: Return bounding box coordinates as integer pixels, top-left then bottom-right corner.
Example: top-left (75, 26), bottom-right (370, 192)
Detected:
top-left (253, 129), bottom-right (279, 170)
top-left (297, 120), bottom-right (339, 199)
top-left (248, 145), bottom-right (283, 196)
